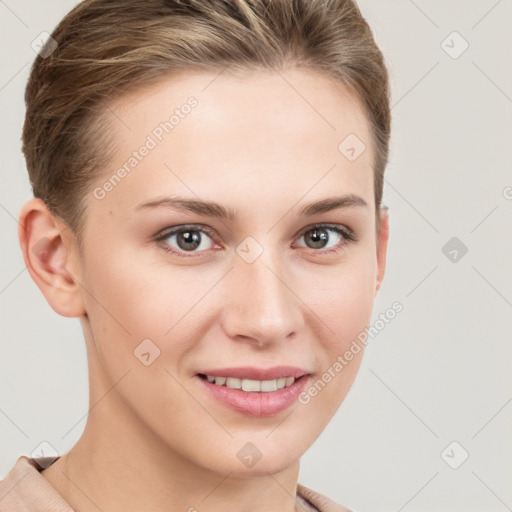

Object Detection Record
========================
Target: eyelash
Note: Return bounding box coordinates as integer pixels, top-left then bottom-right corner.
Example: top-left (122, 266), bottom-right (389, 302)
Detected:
top-left (154, 223), bottom-right (358, 258)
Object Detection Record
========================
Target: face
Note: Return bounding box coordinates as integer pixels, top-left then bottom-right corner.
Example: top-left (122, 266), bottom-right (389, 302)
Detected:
top-left (67, 68), bottom-right (387, 476)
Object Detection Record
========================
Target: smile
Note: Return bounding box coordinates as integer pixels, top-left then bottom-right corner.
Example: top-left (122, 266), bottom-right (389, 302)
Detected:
top-left (199, 374), bottom-right (296, 392)
top-left (195, 366), bottom-right (311, 417)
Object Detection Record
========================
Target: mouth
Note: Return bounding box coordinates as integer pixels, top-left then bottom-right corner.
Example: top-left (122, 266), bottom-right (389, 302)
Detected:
top-left (195, 366), bottom-right (311, 417)
top-left (197, 373), bottom-right (299, 392)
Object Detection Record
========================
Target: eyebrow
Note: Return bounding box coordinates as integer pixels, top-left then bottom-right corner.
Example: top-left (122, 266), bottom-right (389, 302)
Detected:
top-left (134, 194), bottom-right (367, 221)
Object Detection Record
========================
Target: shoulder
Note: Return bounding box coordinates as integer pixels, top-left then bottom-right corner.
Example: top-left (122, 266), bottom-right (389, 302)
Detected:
top-left (1, 456), bottom-right (357, 512)
top-left (0, 455), bottom-right (73, 512)
top-left (297, 482), bottom-right (357, 512)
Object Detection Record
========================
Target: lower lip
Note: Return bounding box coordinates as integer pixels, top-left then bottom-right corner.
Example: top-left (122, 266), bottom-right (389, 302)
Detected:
top-left (196, 374), bottom-right (310, 417)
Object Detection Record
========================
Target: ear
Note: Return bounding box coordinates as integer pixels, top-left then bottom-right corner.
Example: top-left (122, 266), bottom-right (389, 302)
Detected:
top-left (18, 197), bottom-right (86, 317)
top-left (375, 206), bottom-right (389, 296)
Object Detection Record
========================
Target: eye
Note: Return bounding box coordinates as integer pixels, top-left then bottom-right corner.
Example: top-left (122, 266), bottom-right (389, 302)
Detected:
top-left (155, 225), bottom-right (217, 257)
top-left (294, 224), bottom-right (356, 254)
top-left (154, 223), bottom-right (357, 258)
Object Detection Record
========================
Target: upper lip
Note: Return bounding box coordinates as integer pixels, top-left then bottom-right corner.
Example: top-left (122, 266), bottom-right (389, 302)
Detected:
top-left (197, 366), bottom-right (310, 381)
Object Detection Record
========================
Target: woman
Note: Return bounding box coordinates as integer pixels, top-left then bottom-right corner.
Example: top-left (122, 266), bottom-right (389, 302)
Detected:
top-left (0, 0), bottom-right (390, 510)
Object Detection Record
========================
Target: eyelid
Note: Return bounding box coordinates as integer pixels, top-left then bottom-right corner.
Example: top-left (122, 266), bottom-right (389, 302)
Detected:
top-left (154, 222), bottom-right (357, 256)
top-left (154, 223), bottom-right (219, 256)
top-left (155, 223), bottom-right (216, 240)
top-left (294, 222), bottom-right (357, 242)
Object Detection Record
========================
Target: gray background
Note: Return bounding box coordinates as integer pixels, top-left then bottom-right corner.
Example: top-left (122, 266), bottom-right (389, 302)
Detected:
top-left (1, 1), bottom-right (511, 511)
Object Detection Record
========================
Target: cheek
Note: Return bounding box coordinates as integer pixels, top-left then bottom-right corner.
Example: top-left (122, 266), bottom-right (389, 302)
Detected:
top-left (299, 253), bottom-right (376, 406)
top-left (78, 246), bottom-right (167, 375)
top-left (80, 246), bottom-right (215, 380)
top-left (305, 252), bottom-right (377, 343)
top-left (298, 272), bottom-right (372, 423)
top-left (329, 275), bottom-right (375, 346)
top-left (83, 245), bottom-right (175, 333)
top-left (79, 250), bottom-right (200, 427)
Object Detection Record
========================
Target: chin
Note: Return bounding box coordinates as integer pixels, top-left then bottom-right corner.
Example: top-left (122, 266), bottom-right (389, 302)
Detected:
top-left (222, 457), bottom-right (297, 478)
top-left (194, 440), bottom-right (301, 478)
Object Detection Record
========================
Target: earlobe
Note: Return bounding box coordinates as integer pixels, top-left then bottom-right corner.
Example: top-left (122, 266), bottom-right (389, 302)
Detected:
top-left (375, 206), bottom-right (389, 296)
top-left (18, 197), bottom-right (86, 318)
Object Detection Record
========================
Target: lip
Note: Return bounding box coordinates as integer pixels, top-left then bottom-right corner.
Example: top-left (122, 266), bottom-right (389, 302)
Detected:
top-left (195, 367), bottom-right (311, 417)
top-left (196, 365), bottom-right (309, 381)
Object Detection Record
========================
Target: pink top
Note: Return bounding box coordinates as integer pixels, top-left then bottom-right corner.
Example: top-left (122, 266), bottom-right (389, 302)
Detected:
top-left (0, 455), bottom-right (353, 512)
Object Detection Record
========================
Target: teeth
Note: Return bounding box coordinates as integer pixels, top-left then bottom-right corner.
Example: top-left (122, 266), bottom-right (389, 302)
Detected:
top-left (226, 377), bottom-right (242, 389)
top-left (242, 379), bottom-right (261, 392)
top-left (203, 374), bottom-right (298, 392)
top-left (260, 380), bottom-right (277, 392)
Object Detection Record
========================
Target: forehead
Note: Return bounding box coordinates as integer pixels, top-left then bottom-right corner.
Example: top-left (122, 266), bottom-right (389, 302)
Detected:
top-left (92, 68), bottom-right (374, 218)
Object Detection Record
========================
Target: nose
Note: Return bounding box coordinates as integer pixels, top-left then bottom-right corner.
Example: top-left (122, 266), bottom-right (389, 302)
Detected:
top-left (220, 247), bottom-right (305, 349)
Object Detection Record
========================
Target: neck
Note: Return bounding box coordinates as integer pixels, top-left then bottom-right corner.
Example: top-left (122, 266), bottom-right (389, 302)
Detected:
top-left (40, 346), bottom-right (302, 512)
top-left (42, 420), bottom-right (301, 511)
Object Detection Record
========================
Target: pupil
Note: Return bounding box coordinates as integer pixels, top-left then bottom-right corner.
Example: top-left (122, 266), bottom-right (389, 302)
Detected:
top-left (307, 228), bottom-right (328, 249)
top-left (174, 228), bottom-right (331, 252)
top-left (178, 230), bottom-right (201, 250)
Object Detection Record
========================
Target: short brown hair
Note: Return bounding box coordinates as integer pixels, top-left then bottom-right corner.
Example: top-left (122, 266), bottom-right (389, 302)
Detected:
top-left (22, 0), bottom-right (391, 246)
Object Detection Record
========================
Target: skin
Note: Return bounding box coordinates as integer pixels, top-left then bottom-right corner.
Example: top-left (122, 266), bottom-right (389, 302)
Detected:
top-left (19, 67), bottom-right (389, 512)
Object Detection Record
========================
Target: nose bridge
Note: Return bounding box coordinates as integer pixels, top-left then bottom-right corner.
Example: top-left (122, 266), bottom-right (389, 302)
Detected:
top-left (222, 242), bottom-right (303, 344)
